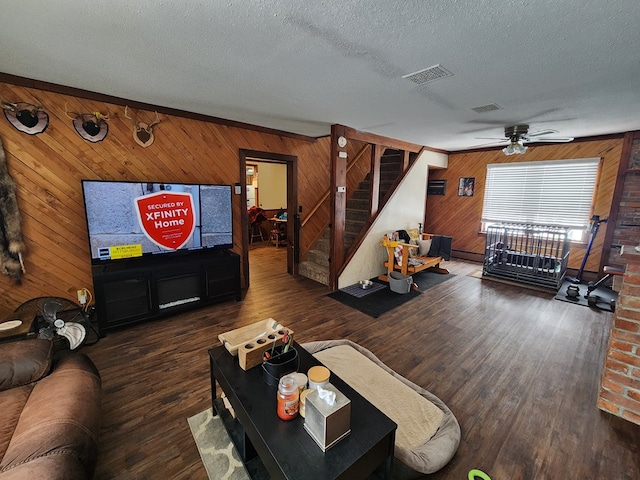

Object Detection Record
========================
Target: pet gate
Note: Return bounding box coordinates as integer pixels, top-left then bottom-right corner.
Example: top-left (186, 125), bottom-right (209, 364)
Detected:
top-left (483, 223), bottom-right (570, 289)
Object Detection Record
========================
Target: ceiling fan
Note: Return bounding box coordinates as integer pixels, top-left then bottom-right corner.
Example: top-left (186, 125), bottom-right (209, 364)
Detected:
top-left (476, 125), bottom-right (574, 155)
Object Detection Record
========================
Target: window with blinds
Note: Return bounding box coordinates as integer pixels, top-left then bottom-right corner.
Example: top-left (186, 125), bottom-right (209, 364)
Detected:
top-left (481, 158), bottom-right (601, 240)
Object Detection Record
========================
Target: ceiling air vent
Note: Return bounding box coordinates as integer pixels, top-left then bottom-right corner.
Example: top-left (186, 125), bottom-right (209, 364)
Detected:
top-left (402, 64), bottom-right (453, 85)
top-left (472, 103), bottom-right (502, 113)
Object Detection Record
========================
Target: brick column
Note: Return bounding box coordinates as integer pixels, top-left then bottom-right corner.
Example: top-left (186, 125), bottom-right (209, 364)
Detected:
top-left (597, 246), bottom-right (640, 425)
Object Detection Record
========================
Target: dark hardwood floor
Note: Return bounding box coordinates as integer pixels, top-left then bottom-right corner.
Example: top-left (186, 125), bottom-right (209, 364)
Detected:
top-left (84, 245), bottom-right (640, 479)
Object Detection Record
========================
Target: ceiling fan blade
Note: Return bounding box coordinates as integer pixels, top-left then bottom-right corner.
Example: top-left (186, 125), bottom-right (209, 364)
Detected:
top-left (468, 140), bottom-right (509, 148)
top-left (474, 137), bottom-right (508, 141)
top-left (525, 136), bottom-right (574, 143)
top-left (527, 129), bottom-right (560, 137)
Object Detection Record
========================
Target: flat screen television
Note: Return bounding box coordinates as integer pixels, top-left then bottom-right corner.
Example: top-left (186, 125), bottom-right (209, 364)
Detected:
top-left (81, 180), bottom-right (233, 264)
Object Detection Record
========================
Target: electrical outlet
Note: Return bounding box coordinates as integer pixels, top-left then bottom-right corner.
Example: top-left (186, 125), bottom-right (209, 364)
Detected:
top-left (77, 289), bottom-right (87, 305)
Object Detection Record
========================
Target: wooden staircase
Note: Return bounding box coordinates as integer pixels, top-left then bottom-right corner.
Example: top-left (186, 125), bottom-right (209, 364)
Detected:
top-left (298, 149), bottom-right (406, 286)
top-left (298, 228), bottom-right (331, 285)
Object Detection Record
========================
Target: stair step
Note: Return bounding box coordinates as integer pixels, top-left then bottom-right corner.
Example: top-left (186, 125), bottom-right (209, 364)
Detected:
top-left (351, 189), bottom-right (369, 200)
top-left (347, 198), bottom-right (369, 210)
top-left (298, 261), bottom-right (329, 286)
top-left (315, 237), bottom-right (330, 253)
top-left (308, 249), bottom-right (329, 268)
top-left (358, 173), bottom-right (398, 189)
top-left (380, 162), bottom-right (401, 172)
top-left (343, 235), bottom-right (356, 245)
top-left (345, 220), bottom-right (365, 234)
top-left (344, 207), bottom-right (369, 225)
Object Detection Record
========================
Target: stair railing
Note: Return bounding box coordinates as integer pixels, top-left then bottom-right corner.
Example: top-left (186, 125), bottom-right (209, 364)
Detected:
top-left (301, 144), bottom-right (371, 229)
top-left (299, 144), bottom-right (372, 263)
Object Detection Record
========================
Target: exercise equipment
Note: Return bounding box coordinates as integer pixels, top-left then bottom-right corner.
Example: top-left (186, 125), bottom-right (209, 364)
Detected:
top-left (587, 293), bottom-right (617, 312)
top-left (555, 214), bottom-right (623, 313)
top-left (585, 265), bottom-right (624, 297)
top-left (555, 278), bottom-right (618, 312)
top-left (585, 265), bottom-right (624, 312)
top-left (566, 284), bottom-right (580, 299)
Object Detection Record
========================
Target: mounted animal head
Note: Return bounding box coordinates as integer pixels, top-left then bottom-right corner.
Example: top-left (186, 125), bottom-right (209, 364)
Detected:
top-left (124, 106), bottom-right (161, 147)
top-left (65, 103), bottom-right (109, 143)
top-left (1, 101), bottom-right (49, 135)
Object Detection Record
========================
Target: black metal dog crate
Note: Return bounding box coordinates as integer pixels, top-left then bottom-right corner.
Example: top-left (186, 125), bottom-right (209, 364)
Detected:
top-left (483, 223), bottom-right (571, 289)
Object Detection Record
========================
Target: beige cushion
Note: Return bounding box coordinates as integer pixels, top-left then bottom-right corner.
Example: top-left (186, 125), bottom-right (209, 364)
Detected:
top-left (314, 345), bottom-right (444, 451)
top-left (417, 238), bottom-right (432, 256)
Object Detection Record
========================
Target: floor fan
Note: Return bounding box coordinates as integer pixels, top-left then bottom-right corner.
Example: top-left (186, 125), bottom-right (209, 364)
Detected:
top-left (14, 296), bottom-right (90, 350)
top-left (42, 299), bottom-right (86, 349)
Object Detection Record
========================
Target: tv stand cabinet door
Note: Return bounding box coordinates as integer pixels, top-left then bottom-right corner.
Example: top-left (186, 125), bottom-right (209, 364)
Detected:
top-left (203, 253), bottom-right (241, 302)
top-left (94, 272), bottom-right (153, 331)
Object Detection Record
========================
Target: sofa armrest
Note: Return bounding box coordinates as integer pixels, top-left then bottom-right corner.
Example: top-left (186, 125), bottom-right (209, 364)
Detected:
top-left (0, 339), bottom-right (53, 392)
top-left (1, 353), bottom-right (102, 478)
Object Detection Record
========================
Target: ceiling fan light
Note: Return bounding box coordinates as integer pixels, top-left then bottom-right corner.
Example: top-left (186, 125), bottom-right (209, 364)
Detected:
top-left (515, 142), bottom-right (528, 154)
top-left (502, 140), bottom-right (528, 155)
top-left (502, 144), bottom-right (516, 155)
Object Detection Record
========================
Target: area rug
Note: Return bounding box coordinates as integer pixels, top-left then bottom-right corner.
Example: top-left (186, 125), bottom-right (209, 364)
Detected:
top-left (328, 271), bottom-right (455, 318)
top-left (188, 408), bottom-right (252, 480)
top-left (189, 407), bottom-right (407, 479)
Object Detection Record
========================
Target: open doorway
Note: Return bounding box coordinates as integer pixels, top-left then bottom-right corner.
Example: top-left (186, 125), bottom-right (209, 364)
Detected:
top-left (246, 161), bottom-right (287, 247)
top-left (239, 149), bottom-right (298, 288)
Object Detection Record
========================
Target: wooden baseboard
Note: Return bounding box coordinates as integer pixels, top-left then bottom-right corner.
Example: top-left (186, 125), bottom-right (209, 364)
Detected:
top-left (451, 250), bottom-right (483, 262)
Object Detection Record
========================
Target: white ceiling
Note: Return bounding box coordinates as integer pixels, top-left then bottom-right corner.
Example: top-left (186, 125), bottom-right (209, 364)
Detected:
top-left (1, 0), bottom-right (639, 151)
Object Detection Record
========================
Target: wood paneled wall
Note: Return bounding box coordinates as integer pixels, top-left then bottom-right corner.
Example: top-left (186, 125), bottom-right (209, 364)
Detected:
top-left (424, 138), bottom-right (624, 274)
top-left (0, 81), bottom-right (331, 314)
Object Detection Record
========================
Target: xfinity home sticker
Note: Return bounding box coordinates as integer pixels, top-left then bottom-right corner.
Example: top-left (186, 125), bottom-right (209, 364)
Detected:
top-left (134, 191), bottom-right (196, 250)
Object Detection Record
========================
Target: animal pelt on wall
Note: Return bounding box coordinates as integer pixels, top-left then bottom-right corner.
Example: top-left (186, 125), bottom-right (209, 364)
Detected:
top-left (0, 137), bottom-right (26, 283)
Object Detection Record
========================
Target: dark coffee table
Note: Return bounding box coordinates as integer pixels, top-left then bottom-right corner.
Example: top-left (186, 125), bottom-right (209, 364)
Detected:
top-left (209, 342), bottom-right (397, 479)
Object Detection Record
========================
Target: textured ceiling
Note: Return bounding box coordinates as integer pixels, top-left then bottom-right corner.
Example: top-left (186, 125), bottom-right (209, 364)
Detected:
top-left (1, 0), bottom-right (639, 151)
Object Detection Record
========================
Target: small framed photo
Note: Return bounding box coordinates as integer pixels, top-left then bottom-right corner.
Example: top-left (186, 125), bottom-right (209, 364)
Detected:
top-left (458, 177), bottom-right (475, 196)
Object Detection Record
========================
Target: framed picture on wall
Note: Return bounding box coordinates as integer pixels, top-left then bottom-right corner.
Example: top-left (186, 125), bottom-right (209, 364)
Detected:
top-left (458, 177), bottom-right (475, 196)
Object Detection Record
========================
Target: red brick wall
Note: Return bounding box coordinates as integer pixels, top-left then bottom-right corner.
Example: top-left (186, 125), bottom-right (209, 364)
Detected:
top-left (597, 251), bottom-right (640, 425)
top-left (608, 137), bottom-right (640, 267)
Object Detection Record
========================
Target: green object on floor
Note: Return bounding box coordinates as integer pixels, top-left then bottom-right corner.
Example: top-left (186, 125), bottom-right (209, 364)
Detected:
top-left (468, 469), bottom-right (492, 480)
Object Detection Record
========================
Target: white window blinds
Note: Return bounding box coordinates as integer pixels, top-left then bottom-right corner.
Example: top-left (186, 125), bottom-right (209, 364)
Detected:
top-left (481, 158), bottom-right (601, 228)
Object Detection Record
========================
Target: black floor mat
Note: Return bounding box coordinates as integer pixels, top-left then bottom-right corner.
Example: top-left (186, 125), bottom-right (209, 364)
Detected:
top-left (554, 279), bottom-right (617, 312)
top-left (328, 271), bottom-right (455, 318)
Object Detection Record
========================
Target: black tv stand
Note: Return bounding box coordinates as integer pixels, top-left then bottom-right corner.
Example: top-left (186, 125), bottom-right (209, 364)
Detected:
top-left (92, 249), bottom-right (241, 333)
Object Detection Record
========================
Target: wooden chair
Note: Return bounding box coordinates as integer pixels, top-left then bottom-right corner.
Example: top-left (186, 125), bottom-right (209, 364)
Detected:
top-left (250, 220), bottom-right (265, 243)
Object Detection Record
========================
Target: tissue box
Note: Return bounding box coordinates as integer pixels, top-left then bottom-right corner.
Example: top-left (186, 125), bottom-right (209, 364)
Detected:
top-left (303, 383), bottom-right (351, 451)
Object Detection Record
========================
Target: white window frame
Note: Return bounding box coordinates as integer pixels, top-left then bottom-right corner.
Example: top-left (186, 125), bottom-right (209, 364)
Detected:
top-left (481, 158), bottom-right (601, 242)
